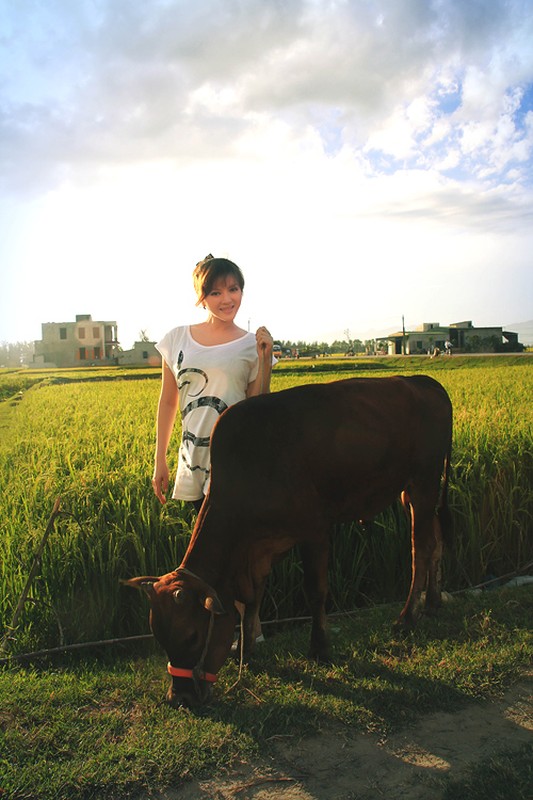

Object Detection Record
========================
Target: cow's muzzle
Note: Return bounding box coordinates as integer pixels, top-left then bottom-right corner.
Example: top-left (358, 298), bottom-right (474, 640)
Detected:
top-left (165, 662), bottom-right (217, 708)
top-left (166, 674), bottom-right (215, 709)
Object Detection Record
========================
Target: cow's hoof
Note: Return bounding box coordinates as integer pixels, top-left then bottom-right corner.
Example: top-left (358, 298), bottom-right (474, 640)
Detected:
top-left (231, 645), bottom-right (249, 664)
top-left (421, 590), bottom-right (442, 614)
top-left (309, 648), bottom-right (332, 665)
top-left (393, 616), bottom-right (416, 635)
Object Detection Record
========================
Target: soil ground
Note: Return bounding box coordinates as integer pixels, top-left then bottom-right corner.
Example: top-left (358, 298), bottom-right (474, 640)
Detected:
top-left (145, 670), bottom-right (532, 800)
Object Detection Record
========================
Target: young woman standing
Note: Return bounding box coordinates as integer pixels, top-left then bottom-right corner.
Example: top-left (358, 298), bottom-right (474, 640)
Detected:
top-left (152, 254), bottom-right (274, 512)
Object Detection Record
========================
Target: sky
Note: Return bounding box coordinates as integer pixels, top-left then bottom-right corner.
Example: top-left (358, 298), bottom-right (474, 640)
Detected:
top-left (1, 0), bottom-right (532, 350)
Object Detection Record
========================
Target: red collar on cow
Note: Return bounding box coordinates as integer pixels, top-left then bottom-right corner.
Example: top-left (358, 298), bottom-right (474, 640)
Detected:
top-left (167, 662), bottom-right (218, 683)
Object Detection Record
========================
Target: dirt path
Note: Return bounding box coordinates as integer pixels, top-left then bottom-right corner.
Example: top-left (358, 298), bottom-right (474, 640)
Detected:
top-left (165, 671), bottom-right (532, 800)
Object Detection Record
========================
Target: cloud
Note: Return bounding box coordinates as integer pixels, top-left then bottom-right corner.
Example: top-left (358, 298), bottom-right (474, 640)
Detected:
top-left (1, 0), bottom-right (532, 196)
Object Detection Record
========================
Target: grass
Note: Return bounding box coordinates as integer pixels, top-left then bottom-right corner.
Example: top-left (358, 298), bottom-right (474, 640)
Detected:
top-left (0, 586), bottom-right (531, 799)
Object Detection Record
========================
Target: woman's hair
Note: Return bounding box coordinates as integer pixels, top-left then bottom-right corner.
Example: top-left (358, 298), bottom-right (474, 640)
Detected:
top-left (192, 254), bottom-right (245, 306)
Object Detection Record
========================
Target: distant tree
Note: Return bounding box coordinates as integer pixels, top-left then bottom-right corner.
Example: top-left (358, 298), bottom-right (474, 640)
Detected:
top-left (343, 328), bottom-right (352, 350)
top-left (0, 341), bottom-right (34, 367)
top-left (487, 335), bottom-right (502, 352)
top-left (465, 335), bottom-right (483, 353)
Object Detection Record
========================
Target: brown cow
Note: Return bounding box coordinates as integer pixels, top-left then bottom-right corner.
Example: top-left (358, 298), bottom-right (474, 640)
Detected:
top-left (125, 375), bottom-right (452, 708)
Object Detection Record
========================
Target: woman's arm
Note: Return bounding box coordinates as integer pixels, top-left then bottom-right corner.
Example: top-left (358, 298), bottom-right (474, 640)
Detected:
top-left (246, 326), bottom-right (274, 397)
top-left (152, 360), bottom-right (179, 504)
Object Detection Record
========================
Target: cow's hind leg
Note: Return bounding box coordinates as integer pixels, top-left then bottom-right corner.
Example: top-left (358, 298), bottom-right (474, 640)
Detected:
top-left (424, 514), bottom-right (443, 614)
top-left (397, 488), bottom-right (442, 628)
top-left (300, 539), bottom-right (331, 663)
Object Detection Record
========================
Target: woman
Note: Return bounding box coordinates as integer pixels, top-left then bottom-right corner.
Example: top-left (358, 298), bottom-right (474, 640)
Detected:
top-left (152, 254), bottom-right (274, 512)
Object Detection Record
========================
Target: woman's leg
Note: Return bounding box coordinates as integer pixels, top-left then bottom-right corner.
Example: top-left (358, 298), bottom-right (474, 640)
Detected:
top-left (191, 497), bottom-right (204, 515)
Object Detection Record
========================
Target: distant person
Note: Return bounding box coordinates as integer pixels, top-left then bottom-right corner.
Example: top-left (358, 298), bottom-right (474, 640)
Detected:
top-left (152, 254), bottom-right (274, 513)
top-left (444, 340), bottom-right (453, 356)
top-left (431, 346), bottom-right (441, 359)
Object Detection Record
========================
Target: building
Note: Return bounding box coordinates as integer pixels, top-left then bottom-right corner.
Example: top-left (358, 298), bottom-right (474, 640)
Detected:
top-left (33, 314), bottom-right (120, 367)
top-left (377, 321), bottom-right (523, 355)
top-left (118, 341), bottom-right (162, 367)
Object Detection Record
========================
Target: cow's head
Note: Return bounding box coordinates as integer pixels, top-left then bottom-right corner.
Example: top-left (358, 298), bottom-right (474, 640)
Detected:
top-left (123, 568), bottom-right (236, 709)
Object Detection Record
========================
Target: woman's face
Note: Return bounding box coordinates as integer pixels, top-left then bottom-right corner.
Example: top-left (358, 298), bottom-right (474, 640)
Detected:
top-left (203, 274), bottom-right (243, 322)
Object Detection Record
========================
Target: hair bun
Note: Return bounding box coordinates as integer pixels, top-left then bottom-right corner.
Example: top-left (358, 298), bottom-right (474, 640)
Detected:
top-left (196, 253), bottom-right (214, 266)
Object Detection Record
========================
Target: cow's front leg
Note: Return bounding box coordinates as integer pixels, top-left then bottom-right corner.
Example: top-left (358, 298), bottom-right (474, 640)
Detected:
top-left (235, 577), bottom-right (266, 662)
top-left (301, 539), bottom-right (330, 663)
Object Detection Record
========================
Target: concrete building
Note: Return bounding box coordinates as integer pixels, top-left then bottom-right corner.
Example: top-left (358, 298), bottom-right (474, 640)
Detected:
top-left (33, 314), bottom-right (120, 367)
top-left (377, 320), bottom-right (523, 355)
top-left (117, 341), bottom-right (161, 367)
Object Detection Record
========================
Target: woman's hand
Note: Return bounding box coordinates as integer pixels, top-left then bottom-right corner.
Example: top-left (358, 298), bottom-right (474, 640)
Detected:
top-left (152, 461), bottom-right (170, 504)
top-left (255, 326), bottom-right (273, 358)
top-left (247, 326), bottom-right (274, 397)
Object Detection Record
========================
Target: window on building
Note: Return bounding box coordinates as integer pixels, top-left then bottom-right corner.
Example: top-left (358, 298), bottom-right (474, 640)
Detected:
top-left (416, 341), bottom-right (423, 349)
top-left (93, 327), bottom-right (99, 338)
top-left (94, 347), bottom-right (101, 359)
top-left (59, 328), bottom-right (67, 340)
top-left (79, 327), bottom-right (86, 339)
top-left (79, 347), bottom-right (86, 360)
top-left (143, 351), bottom-right (149, 359)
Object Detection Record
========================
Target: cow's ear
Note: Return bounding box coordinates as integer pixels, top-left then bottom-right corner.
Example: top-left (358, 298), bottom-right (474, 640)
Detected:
top-left (121, 577), bottom-right (159, 599)
top-left (204, 593), bottom-right (226, 615)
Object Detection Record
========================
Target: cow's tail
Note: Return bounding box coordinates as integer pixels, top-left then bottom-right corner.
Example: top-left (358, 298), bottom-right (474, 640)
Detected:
top-left (437, 435), bottom-right (453, 548)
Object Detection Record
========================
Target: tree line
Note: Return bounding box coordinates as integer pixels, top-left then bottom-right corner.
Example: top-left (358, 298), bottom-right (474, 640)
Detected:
top-left (276, 338), bottom-right (375, 357)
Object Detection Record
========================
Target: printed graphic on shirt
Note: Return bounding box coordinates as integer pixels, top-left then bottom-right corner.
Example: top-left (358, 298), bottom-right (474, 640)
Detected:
top-left (177, 350), bottom-right (209, 397)
top-left (177, 357), bottom-right (229, 477)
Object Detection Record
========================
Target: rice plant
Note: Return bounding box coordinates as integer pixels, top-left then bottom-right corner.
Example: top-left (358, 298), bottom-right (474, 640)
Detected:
top-left (0, 358), bottom-right (531, 653)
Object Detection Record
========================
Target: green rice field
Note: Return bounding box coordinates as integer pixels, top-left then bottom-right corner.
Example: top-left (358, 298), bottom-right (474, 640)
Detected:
top-left (0, 355), bottom-right (531, 656)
